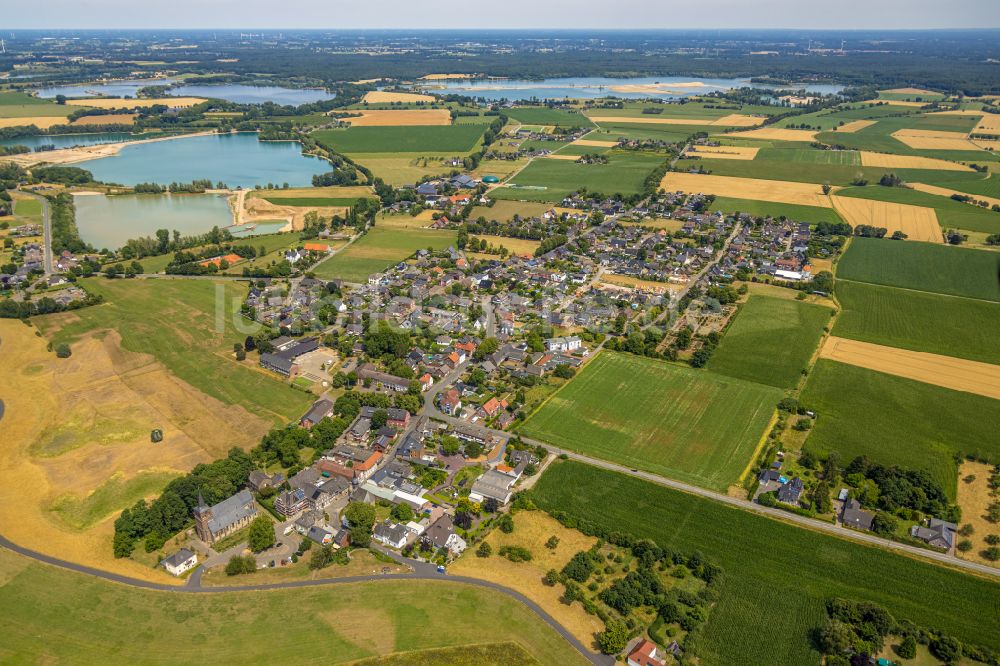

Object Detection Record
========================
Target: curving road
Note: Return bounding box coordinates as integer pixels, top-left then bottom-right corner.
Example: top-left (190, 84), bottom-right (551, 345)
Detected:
top-left (0, 533), bottom-right (609, 665)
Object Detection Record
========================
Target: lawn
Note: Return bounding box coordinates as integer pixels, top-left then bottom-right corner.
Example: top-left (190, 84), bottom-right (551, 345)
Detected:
top-left (708, 196), bottom-right (844, 225)
top-left (13, 197), bottom-right (42, 219)
top-left (313, 125), bottom-right (486, 154)
top-left (312, 226), bottom-right (456, 282)
top-left (800, 359), bottom-right (1000, 497)
top-left (519, 352), bottom-right (782, 491)
top-left (492, 152), bottom-right (664, 203)
top-left (48, 471), bottom-right (180, 530)
top-left (531, 460), bottom-right (1000, 666)
top-left (506, 107), bottom-right (595, 128)
top-left (923, 173), bottom-right (1000, 199)
top-left (707, 295), bottom-right (832, 389)
top-left (837, 185), bottom-right (1000, 235)
top-left (836, 237), bottom-right (1000, 301)
top-left (469, 200), bottom-right (552, 222)
top-left (833, 280), bottom-right (1000, 365)
top-left (756, 147), bottom-right (862, 165)
top-left (33, 278), bottom-right (312, 423)
top-left (0, 549), bottom-right (586, 665)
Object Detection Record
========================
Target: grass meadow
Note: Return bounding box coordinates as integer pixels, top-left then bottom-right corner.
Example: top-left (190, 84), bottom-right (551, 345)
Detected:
top-left (0, 549), bottom-right (585, 665)
top-left (837, 237), bottom-right (1000, 301)
top-left (800, 359), bottom-right (1000, 497)
top-left (834, 280), bottom-right (1000, 365)
top-left (313, 125), bottom-right (485, 154)
top-left (519, 352), bottom-right (781, 490)
top-left (531, 461), bottom-right (1000, 666)
top-left (505, 107), bottom-right (595, 127)
top-left (837, 185), bottom-right (1000, 235)
top-left (921, 173), bottom-right (1000, 199)
top-left (707, 196), bottom-right (844, 224)
top-left (312, 226), bottom-right (456, 282)
top-left (707, 295), bottom-right (833, 389)
top-left (34, 278), bottom-right (312, 423)
top-left (492, 152), bottom-right (664, 202)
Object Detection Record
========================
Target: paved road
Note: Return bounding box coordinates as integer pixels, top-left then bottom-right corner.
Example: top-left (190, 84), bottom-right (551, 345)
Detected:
top-left (0, 533), bottom-right (608, 665)
top-left (20, 191), bottom-right (53, 275)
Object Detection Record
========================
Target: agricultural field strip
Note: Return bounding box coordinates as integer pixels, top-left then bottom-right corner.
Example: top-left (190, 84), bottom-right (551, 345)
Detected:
top-left (819, 336), bottom-right (1000, 400)
top-left (829, 195), bottom-right (943, 244)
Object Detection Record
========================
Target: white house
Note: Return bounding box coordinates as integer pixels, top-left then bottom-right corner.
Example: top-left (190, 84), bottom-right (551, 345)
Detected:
top-left (162, 549), bottom-right (198, 577)
top-left (545, 336), bottom-right (582, 353)
top-left (373, 520), bottom-right (409, 549)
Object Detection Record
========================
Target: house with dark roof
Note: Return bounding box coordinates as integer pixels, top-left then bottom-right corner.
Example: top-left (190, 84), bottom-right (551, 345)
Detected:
top-left (193, 490), bottom-right (258, 545)
top-left (841, 498), bottom-right (875, 532)
top-left (300, 399), bottom-right (334, 428)
top-left (910, 518), bottom-right (957, 550)
top-left (421, 515), bottom-right (467, 555)
top-left (776, 477), bottom-right (804, 505)
top-left (373, 520), bottom-right (409, 549)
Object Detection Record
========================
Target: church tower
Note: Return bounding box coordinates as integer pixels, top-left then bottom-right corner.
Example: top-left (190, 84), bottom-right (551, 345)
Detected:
top-left (193, 490), bottom-right (213, 543)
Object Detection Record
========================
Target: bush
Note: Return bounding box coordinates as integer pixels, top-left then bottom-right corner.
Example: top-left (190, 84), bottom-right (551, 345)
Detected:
top-left (929, 634), bottom-right (962, 663)
top-left (543, 569), bottom-right (559, 586)
top-left (55, 343), bottom-right (72, 358)
top-left (896, 635), bottom-right (917, 660)
top-left (597, 620), bottom-right (630, 654)
top-left (498, 545), bottom-right (532, 562)
top-left (497, 513), bottom-right (514, 533)
top-left (476, 542), bottom-right (492, 558)
top-left (225, 554), bottom-right (256, 576)
top-left (545, 535), bottom-right (560, 550)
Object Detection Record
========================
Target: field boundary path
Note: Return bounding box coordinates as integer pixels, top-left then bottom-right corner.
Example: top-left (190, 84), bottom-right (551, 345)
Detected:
top-left (0, 532), bottom-right (609, 666)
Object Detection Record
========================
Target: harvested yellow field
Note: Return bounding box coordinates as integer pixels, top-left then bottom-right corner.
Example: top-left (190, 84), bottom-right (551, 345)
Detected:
top-left (831, 196), bottom-right (941, 243)
top-left (835, 120), bottom-right (876, 133)
top-left (471, 235), bottom-right (540, 258)
top-left (687, 145), bottom-right (759, 160)
top-left (727, 127), bottom-right (817, 142)
top-left (662, 172), bottom-right (834, 207)
top-left (70, 113), bottom-right (136, 126)
top-left (586, 115), bottom-right (707, 126)
top-left (0, 116), bottom-right (68, 129)
top-left (882, 87), bottom-right (941, 96)
top-left (909, 182), bottom-right (1000, 209)
top-left (66, 97), bottom-right (205, 109)
top-left (955, 461), bottom-right (1000, 569)
top-left (361, 90), bottom-right (435, 104)
top-left (572, 139), bottom-right (619, 148)
top-left (891, 129), bottom-right (980, 151)
top-left (819, 337), bottom-right (1000, 400)
top-left (859, 151), bottom-right (973, 172)
top-left (450, 511), bottom-right (604, 646)
top-left (883, 101), bottom-right (932, 108)
top-left (973, 114), bottom-right (1000, 135)
top-left (0, 321), bottom-right (270, 584)
top-left (711, 113), bottom-right (765, 127)
top-left (341, 109), bottom-right (452, 127)
top-left (545, 154), bottom-right (582, 161)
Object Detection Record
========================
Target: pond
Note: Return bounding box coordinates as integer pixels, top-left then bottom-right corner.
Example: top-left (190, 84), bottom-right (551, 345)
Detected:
top-left (75, 132), bottom-right (328, 188)
top-left (35, 78), bottom-right (180, 99)
top-left (73, 192), bottom-right (234, 250)
top-left (169, 84), bottom-right (334, 105)
top-left (421, 75), bottom-right (843, 101)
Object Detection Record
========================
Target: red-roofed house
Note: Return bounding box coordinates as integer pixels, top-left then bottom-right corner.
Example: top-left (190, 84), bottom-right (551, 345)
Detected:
top-left (627, 640), bottom-right (666, 666)
top-left (439, 389), bottom-right (462, 415)
top-left (303, 242), bottom-right (331, 253)
top-left (419, 373), bottom-right (434, 391)
top-left (480, 396), bottom-right (507, 419)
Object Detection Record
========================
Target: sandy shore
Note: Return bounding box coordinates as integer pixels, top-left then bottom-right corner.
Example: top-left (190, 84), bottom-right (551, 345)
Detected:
top-left (4, 130), bottom-right (217, 167)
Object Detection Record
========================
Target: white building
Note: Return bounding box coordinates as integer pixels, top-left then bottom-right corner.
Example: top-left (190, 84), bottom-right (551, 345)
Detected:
top-left (162, 549), bottom-right (198, 577)
top-left (545, 336), bottom-right (582, 353)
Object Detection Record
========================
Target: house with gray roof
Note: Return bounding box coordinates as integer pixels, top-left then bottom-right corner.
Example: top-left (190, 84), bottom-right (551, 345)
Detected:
top-left (193, 490), bottom-right (259, 545)
top-left (910, 518), bottom-right (957, 550)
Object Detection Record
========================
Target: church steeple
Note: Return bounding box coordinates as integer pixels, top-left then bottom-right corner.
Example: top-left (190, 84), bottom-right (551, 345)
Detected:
top-left (193, 489), bottom-right (213, 543)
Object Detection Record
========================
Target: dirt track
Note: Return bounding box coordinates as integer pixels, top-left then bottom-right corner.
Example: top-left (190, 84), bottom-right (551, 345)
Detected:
top-left (820, 336), bottom-right (1000, 400)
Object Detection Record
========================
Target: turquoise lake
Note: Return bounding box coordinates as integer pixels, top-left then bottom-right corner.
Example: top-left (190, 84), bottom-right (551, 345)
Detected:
top-left (169, 84), bottom-right (334, 105)
top-left (75, 132), bottom-right (327, 188)
top-left (73, 193), bottom-right (234, 250)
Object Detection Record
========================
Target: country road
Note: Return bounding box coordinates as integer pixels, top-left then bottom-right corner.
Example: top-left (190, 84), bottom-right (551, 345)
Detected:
top-left (0, 533), bottom-right (609, 665)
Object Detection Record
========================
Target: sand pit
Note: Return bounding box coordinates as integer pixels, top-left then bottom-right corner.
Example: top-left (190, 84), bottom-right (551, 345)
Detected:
top-left (820, 336), bottom-right (1000, 400)
top-left (831, 196), bottom-right (941, 243)
top-left (711, 114), bottom-right (765, 127)
top-left (362, 90), bottom-right (435, 104)
top-left (687, 145), bottom-right (760, 160)
top-left (572, 139), bottom-right (619, 148)
top-left (66, 97), bottom-right (206, 110)
top-left (835, 120), bottom-right (877, 133)
top-left (71, 113), bottom-right (137, 126)
top-left (586, 115), bottom-right (709, 126)
top-left (859, 151), bottom-right (973, 172)
top-left (341, 109), bottom-right (452, 127)
top-left (892, 129), bottom-right (980, 151)
top-left (0, 116), bottom-right (69, 129)
top-left (662, 172), bottom-right (834, 207)
top-left (0, 321), bottom-right (272, 584)
top-left (727, 127), bottom-right (818, 142)
top-left (909, 182), bottom-right (1000, 209)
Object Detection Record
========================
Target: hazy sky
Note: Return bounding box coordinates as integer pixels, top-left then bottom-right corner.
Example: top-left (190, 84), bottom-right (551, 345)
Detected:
top-left (3, 0), bottom-right (1000, 30)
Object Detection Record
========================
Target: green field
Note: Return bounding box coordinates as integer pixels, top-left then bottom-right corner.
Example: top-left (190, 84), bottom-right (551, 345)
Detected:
top-left (756, 147), bottom-right (862, 165)
top-left (13, 198), bottom-right (42, 218)
top-left (837, 185), bottom-right (1000, 235)
top-left (506, 108), bottom-right (595, 128)
top-left (49, 471), bottom-right (180, 530)
top-left (532, 461), bottom-right (1000, 666)
top-left (814, 114), bottom-right (997, 163)
top-left (491, 152), bottom-right (664, 202)
top-left (354, 644), bottom-right (539, 666)
top-left (707, 296), bottom-right (832, 389)
top-left (124, 233), bottom-right (298, 275)
top-left (0, 92), bottom-right (53, 106)
top-left (311, 226), bottom-right (456, 282)
top-left (0, 549), bottom-right (585, 665)
top-left (923, 173), bottom-right (1000, 199)
top-left (708, 196), bottom-right (844, 225)
top-left (834, 280), bottom-right (1000, 365)
top-left (313, 125), bottom-right (486, 154)
top-left (33, 278), bottom-right (312, 423)
top-left (801, 359), bottom-right (1000, 496)
top-left (519, 352), bottom-right (782, 490)
top-left (837, 237), bottom-right (1000, 301)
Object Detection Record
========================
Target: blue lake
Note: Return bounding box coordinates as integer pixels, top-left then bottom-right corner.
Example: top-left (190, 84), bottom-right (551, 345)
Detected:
top-left (0, 132), bottom-right (136, 150)
top-left (169, 84), bottom-right (334, 105)
top-left (422, 76), bottom-right (843, 101)
top-left (75, 132), bottom-right (328, 188)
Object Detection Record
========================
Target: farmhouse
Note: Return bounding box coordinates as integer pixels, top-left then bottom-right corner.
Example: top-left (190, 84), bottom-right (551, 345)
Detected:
top-left (627, 639), bottom-right (667, 666)
top-left (468, 468), bottom-right (518, 505)
top-left (161, 549), bottom-right (198, 577)
top-left (356, 363), bottom-right (412, 393)
top-left (300, 398), bottom-right (335, 428)
top-left (841, 498), bottom-right (875, 532)
top-left (193, 490), bottom-right (259, 545)
top-left (910, 519), bottom-right (957, 550)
